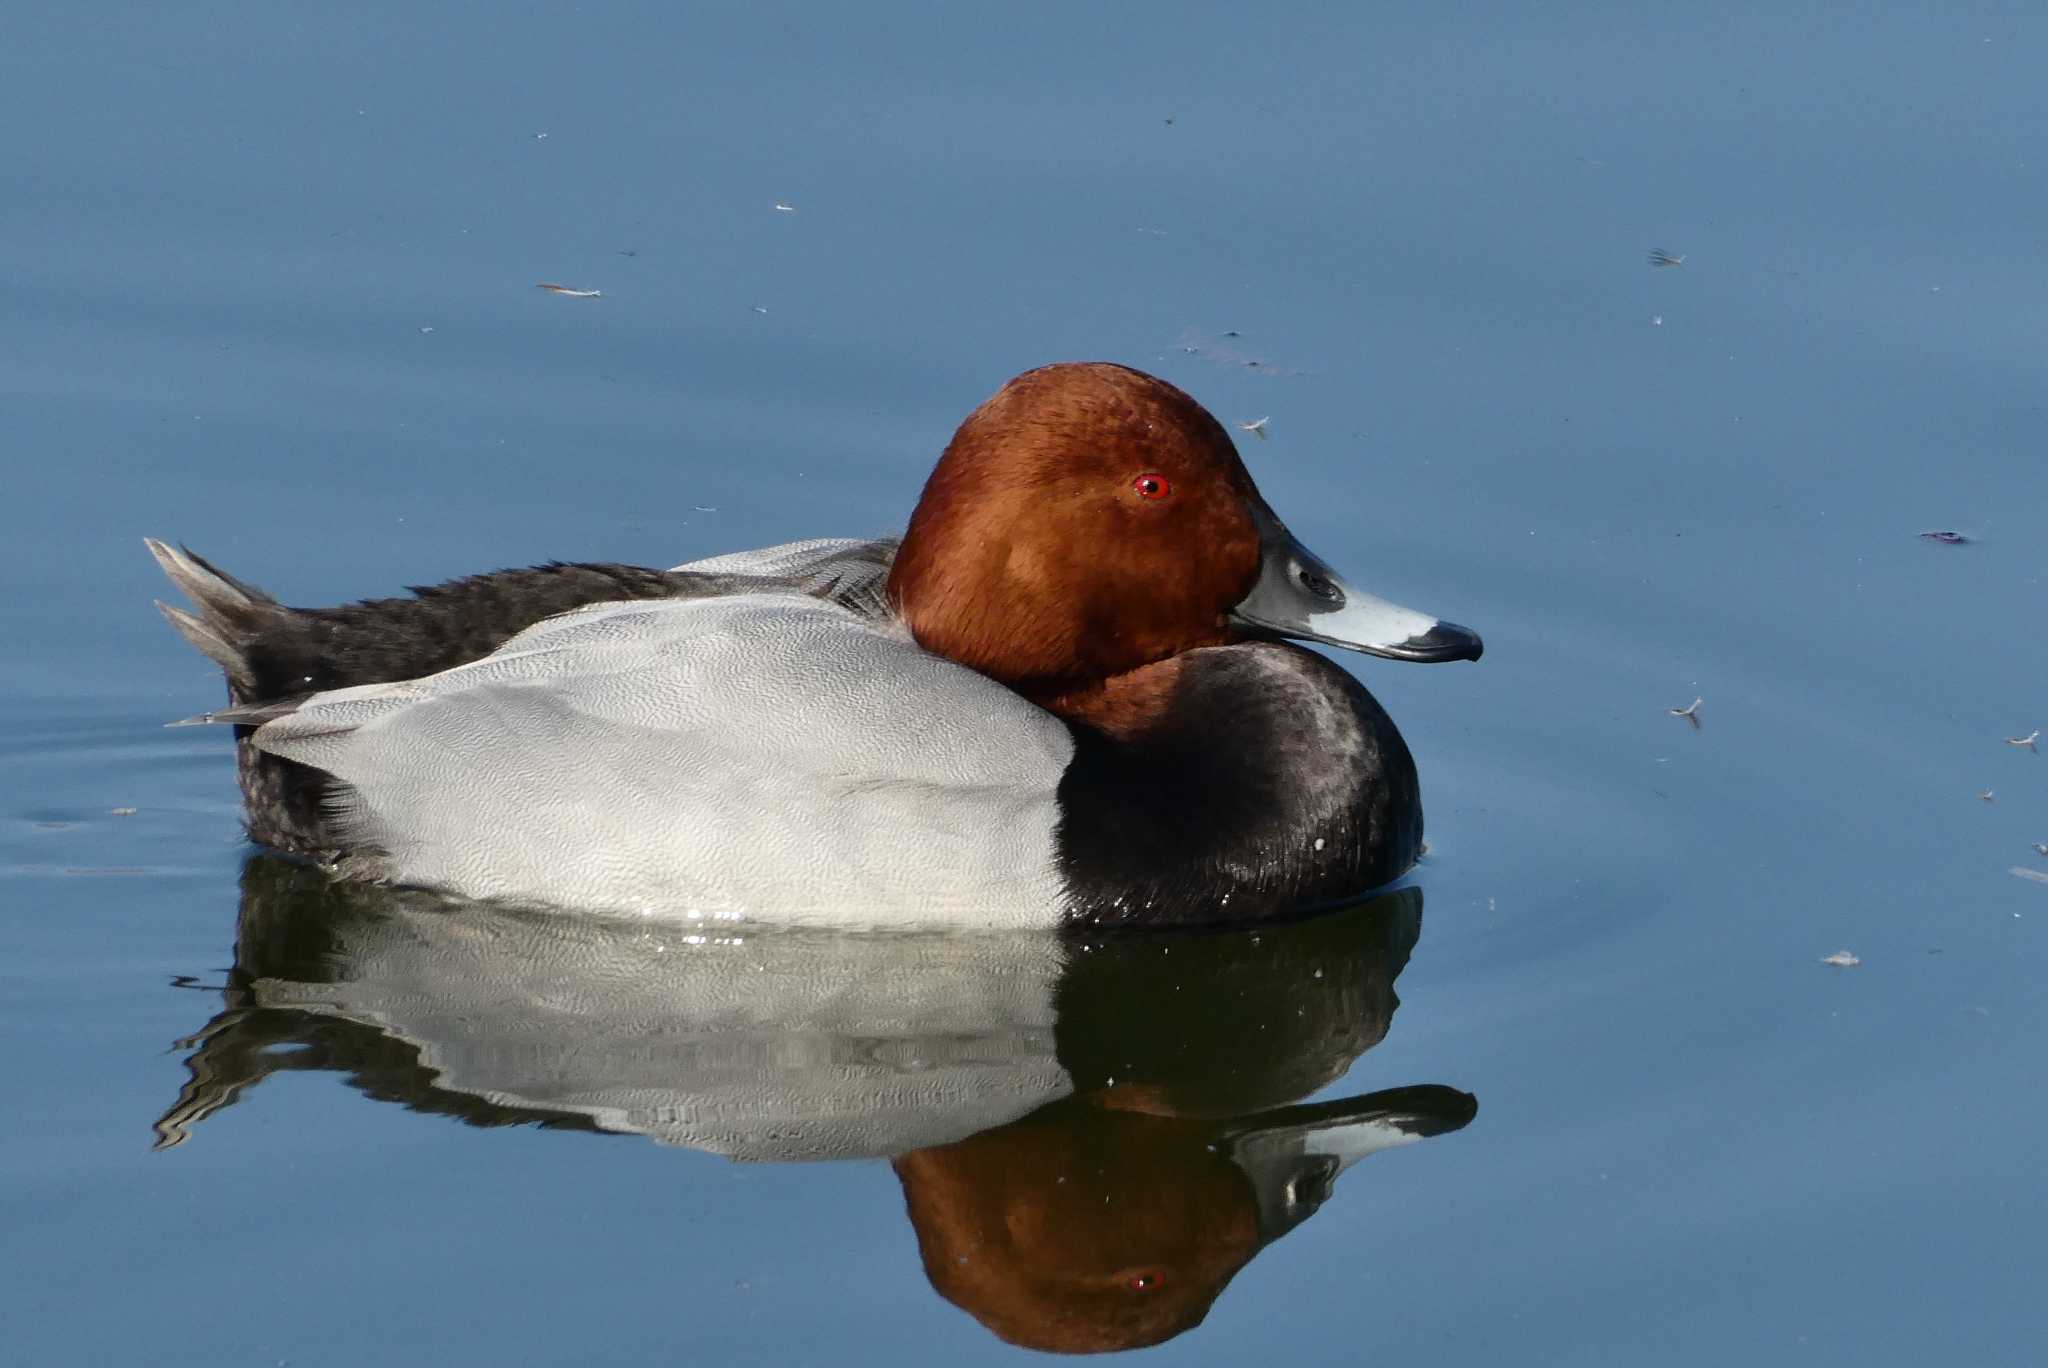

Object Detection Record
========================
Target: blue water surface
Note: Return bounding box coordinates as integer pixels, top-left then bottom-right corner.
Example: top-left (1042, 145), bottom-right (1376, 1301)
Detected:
top-left (4, 3), bottom-right (2044, 1364)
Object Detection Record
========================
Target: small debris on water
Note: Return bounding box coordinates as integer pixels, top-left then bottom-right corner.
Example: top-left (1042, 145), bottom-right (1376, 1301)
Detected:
top-left (1668, 696), bottom-right (1703, 729)
top-left (1648, 249), bottom-right (1686, 268)
top-left (1237, 416), bottom-right (1271, 440)
top-left (2004, 730), bottom-right (2038, 752)
top-left (1174, 328), bottom-right (1312, 376)
top-left (2011, 866), bottom-right (2048, 886)
top-left (1919, 530), bottom-right (1970, 544)
top-left (1979, 789), bottom-right (1996, 802)
top-left (774, 203), bottom-right (796, 213)
top-left (109, 807), bottom-right (137, 817)
top-left (1819, 950), bottom-right (1861, 968)
top-left (2031, 842), bottom-right (2048, 857)
top-left (418, 325), bottom-right (435, 334)
top-left (537, 283), bottom-right (602, 298)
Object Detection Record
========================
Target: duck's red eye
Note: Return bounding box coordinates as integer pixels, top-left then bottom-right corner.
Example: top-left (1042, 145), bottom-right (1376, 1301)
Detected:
top-left (1128, 1272), bottom-right (1161, 1292)
top-left (1132, 473), bottom-right (1172, 501)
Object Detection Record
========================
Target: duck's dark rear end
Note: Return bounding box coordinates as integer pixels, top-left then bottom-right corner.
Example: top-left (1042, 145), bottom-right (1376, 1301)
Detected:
top-left (148, 541), bottom-right (731, 857)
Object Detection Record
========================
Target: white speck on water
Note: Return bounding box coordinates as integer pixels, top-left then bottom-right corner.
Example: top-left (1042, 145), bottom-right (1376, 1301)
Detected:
top-left (1820, 950), bottom-right (1861, 968)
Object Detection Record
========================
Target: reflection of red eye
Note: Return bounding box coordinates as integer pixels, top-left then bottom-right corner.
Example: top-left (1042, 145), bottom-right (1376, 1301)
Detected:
top-left (1128, 1272), bottom-right (1161, 1292)
top-left (1132, 473), bottom-right (1172, 501)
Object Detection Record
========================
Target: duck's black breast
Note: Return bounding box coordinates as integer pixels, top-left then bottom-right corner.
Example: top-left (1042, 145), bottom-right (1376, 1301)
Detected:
top-left (1052, 643), bottom-right (1421, 928)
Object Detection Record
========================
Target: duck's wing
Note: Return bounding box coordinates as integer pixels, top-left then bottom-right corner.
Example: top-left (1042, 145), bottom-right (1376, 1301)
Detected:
top-left (673, 536), bottom-right (899, 618)
top-left (247, 593), bottom-right (1076, 925)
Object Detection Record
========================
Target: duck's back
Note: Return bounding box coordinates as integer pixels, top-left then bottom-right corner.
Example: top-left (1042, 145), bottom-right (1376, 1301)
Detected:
top-left (251, 593), bottom-right (1077, 925)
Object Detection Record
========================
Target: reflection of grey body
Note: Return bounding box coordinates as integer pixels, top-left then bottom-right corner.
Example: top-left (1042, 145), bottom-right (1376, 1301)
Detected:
top-left (290, 915), bottom-right (1071, 1161)
top-left (164, 860), bottom-right (1069, 1159)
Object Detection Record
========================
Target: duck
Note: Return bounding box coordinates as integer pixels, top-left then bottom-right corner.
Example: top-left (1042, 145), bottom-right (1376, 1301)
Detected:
top-left (149, 362), bottom-right (1480, 928)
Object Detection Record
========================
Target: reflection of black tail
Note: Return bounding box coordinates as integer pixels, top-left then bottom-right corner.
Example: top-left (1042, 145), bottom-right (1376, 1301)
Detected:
top-left (154, 858), bottom-right (606, 1151)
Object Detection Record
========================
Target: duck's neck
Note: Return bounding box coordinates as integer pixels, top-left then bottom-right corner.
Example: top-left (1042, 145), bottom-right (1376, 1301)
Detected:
top-left (1043, 644), bottom-right (1422, 928)
top-left (1032, 660), bottom-right (1190, 742)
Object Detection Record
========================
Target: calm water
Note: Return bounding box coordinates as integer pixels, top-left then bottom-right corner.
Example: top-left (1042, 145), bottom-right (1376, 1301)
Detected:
top-left (6, 3), bottom-right (2046, 1362)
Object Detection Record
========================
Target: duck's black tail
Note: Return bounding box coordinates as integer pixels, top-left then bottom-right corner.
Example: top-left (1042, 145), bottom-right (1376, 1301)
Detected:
top-left (147, 539), bottom-right (730, 713)
top-left (146, 538), bottom-right (292, 703)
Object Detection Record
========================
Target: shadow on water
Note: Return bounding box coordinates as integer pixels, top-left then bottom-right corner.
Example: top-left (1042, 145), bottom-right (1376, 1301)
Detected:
top-left (160, 858), bottom-right (1476, 1354)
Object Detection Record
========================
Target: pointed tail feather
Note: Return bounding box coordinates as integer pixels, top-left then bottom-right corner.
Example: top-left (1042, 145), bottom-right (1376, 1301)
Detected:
top-left (167, 698), bottom-right (309, 728)
top-left (145, 538), bottom-right (286, 697)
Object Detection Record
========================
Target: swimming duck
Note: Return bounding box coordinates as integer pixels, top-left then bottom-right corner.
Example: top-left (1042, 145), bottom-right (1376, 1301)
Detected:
top-left (150, 362), bottom-right (1480, 927)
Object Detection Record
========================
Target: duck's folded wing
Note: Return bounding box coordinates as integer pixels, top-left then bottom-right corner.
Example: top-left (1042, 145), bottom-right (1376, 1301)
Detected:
top-left (670, 536), bottom-right (894, 579)
top-left (249, 593), bottom-right (1075, 924)
top-left (673, 537), bottom-right (898, 617)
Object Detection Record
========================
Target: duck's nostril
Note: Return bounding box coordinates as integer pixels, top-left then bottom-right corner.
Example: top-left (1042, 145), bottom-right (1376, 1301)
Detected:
top-left (1296, 567), bottom-right (1339, 602)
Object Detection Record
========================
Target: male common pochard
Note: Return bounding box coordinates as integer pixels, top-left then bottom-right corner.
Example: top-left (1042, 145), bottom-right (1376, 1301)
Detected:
top-left (150, 362), bottom-right (1480, 928)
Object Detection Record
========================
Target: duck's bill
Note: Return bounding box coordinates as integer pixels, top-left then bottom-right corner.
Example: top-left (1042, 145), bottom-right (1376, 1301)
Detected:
top-left (1230, 510), bottom-right (1483, 663)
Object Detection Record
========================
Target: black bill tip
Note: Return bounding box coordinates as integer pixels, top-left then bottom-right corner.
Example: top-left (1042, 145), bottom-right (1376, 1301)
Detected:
top-left (1374, 620), bottom-right (1484, 664)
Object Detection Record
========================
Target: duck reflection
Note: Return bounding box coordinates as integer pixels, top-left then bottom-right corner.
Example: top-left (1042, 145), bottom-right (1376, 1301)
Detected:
top-left (161, 859), bottom-right (1475, 1353)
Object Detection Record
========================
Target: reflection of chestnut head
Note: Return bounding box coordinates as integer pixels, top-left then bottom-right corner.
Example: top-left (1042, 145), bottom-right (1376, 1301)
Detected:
top-left (894, 1102), bottom-right (1259, 1353)
top-left (893, 1083), bottom-right (1478, 1354)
